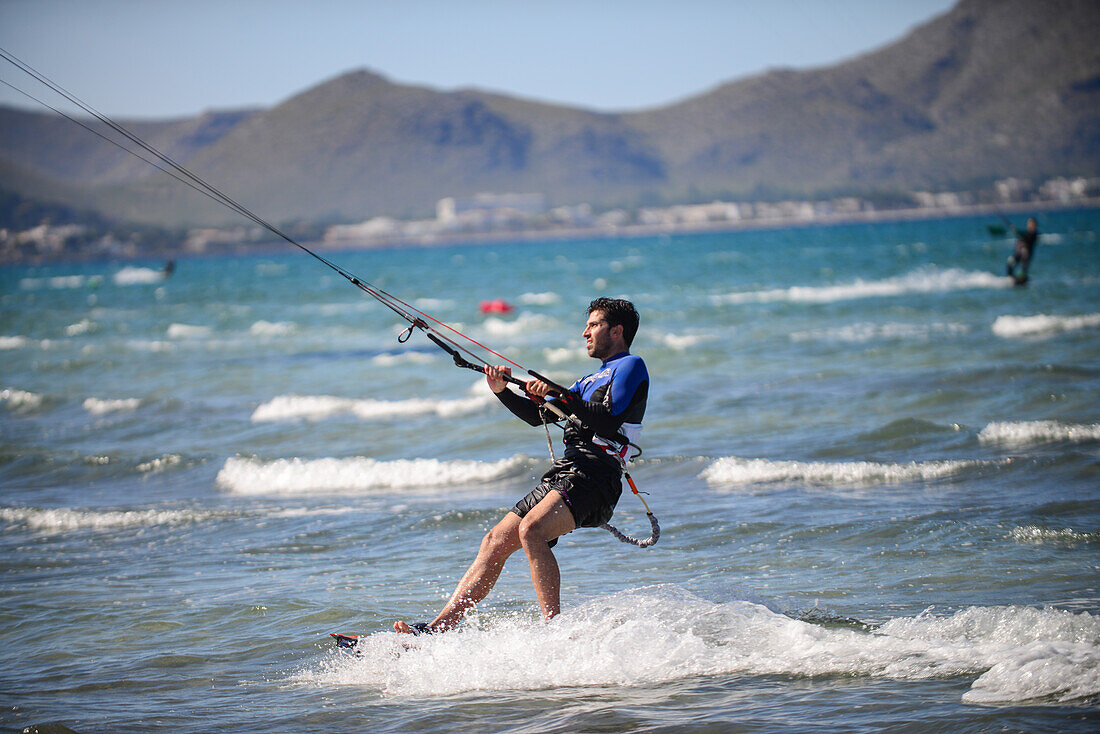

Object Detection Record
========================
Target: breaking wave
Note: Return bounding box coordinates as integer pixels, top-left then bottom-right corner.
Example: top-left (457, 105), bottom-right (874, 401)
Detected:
top-left (1, 387), bottom-right (44, 411)
top-left (250, 320), bottom-right (297, 336)
top-left (992, 313), bottom-right (1100, 338)
top-left (371, 352), bottom-right (437, 366)
top-left (790, 321), bottom-right (969, 344)
top-left (216, 454), bottom-right (531, 495)
top-left (480, 312), bottom-right (558, 337)
top-left (0, 506), bottom-right (213, 534)
top-left (0, 336), bottom-right (29, 350)
top-left (543, 346), bottom-right (587, 364)
top-left (64, 318), bottom-right (96, 336)
top-left (167, 323), bottom-right (213, 339)
top-left (659, 333), bottom-right (713, 350)
top-left (301, 585), bottom-right (1100, 704)
top-left (113, 266), bottom-right (166, 285)
top-left (1011, 526), bottom-right (1100, 545)
top-left (251, 393), bottom-right (492, 422)
top-left (699, 456), bottom-right (989, 487)
top-left (712, 268), bottom-right (1011, 305)
top-left (83, 397), bottom-right (142, 415)
top-left (20, 275), bottom-right (90, 290)
top-left (136, 454), bottom-right (184, 473)
top-left (519, 291), bottom-right (560, 305)
top-left (978, 421), bottom-right (1100, 446)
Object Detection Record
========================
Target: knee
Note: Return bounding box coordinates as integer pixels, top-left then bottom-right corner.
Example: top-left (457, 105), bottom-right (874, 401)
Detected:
top-left (481, 525), bottom-right (516, 559)
top-left (517, 517), bottom-right (548, 548)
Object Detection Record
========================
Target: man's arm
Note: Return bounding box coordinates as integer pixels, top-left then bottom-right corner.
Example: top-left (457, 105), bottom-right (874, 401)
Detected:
top-left (486, 364), bottom-right (551, 427)
top-left (494, 386), bottom-right (550, 427)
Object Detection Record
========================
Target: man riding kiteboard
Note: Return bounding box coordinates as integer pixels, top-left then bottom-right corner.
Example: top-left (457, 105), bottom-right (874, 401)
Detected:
top-left (395, 297), bottom-right (649, 634)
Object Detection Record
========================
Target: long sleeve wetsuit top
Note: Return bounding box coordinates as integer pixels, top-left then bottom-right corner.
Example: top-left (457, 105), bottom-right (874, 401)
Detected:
top-left (495, 351), bottom-right (649, 475)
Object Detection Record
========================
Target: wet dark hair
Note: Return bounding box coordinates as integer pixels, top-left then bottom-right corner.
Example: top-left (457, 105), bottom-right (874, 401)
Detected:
top-left (588, 297), bottom-right (640, 347)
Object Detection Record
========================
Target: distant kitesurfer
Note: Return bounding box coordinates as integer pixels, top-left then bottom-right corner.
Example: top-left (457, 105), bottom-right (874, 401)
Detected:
top-left (1005, 217), bottom-right (1038, 284)
top-left (163, 259), bottom-right (176, 278)
top-left (394, 297), bottom-right (649, 634)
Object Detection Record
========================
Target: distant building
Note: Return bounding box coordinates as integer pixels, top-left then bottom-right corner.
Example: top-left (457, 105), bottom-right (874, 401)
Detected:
top-left (323, 217), bottom-right (400, 243)
top-left (913, 191), bottom-right (969, 209)
top-left (1039, 177), bottom-right (1089, 203)
top-left (994, 178), bottom-right (1033, 202)
top-left (436, 193), bottom-right (546, 222)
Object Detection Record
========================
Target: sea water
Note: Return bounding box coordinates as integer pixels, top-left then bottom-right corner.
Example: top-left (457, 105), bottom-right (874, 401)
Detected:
top-left (2, 210), bottom-right (1098, 732)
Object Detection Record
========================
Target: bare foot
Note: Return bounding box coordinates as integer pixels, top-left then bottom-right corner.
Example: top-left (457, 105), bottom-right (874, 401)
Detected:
top-left (393, 620), bottom-right (414, 634)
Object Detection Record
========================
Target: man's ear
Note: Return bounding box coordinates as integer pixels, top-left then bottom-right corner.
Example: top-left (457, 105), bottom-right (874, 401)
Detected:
top-left (611, 323), bottom-right (624, 341)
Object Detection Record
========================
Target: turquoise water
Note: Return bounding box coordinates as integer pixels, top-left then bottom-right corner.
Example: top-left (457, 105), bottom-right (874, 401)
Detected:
top-left (2, 210), bottom-right (1099, 732)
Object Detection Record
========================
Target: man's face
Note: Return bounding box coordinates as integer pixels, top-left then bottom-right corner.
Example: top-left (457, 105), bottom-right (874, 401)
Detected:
top-left (583, 310), bottom-right (620, 359)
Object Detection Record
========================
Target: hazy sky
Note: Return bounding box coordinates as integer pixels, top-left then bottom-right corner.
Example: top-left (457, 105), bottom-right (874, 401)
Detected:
top-left (0, 0), bottom-right (955, 119)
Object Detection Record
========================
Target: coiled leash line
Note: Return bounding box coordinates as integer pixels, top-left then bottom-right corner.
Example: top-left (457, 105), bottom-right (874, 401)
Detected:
top-left (529, 386), bottom-right (660, 548)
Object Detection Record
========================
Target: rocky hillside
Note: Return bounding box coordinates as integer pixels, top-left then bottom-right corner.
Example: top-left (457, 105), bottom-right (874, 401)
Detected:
top-left (1, 0), bottom-right (1097, 227)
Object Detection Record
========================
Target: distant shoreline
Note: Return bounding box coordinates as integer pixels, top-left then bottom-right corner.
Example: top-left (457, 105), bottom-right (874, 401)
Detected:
top-left (4, 199), bottom-right (1098, 266)
top-left (305, 198), bottom-right (1100, 255)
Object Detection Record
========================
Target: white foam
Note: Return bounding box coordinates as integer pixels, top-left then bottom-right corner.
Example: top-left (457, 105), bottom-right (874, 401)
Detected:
top-left (543, 346), bottom-right (587, 364)
top-left (790, 322), bottom-right (969, 344)
top-left (659, 333), bottom-right (713, 350)
top-left (879, 605), bottom-right (1100, 703)
top-left (64, 318), bottom-right (96, 336)
top-left (126, 339), bottom-right (175, 353)
top-left (480, 312), bottom-right (557, 337)
top-left (413, 298), bottom-right (454, 311)
top-left (0, 388), bottom-right (44, 410)
top-left (0, 504), bottom-right (356, 536)
top-left (256, 262), bottom-right (288, 276)
top-left (167, 323), bottom-right (212, 339)
top-left (0, 336), bottom-right (29, 350)
top-left (978, 421), bottom-right (1100, 446)
top-left (216, 454), bottom-right (530, 495)
top-left (113, 266), bottom-right (166, 285)
top-left (20, 275), bottom-right (87, 290)
top-left (136, 454), bottom-right (183, 473)
top-left (711, 268), bottom-right (1011, 305)
top-left (83, 397), bottom-right (141, 415)
top-left (371, 352), bottom-right (436, 367)
top-left (699, 456), bottom-right (985, 487)
top-left (519, 292), bottom-right (560, 305)
top-left (251, 393), bottom-right (492, 422)
top-left (300, 586), bottom-right (1100, 704)
top-left (0, 506), bottom-right (208, 534)
top-left (250, 320), bottom-right (297, 336)
top-left (1010, 526), bottom-right (1099, 544)
top-left (991, 313), bottom-right (1100, 338)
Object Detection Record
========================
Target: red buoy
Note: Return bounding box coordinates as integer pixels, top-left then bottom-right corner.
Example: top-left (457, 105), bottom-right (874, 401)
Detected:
top-left (479, 299), bottom-right (514, 314)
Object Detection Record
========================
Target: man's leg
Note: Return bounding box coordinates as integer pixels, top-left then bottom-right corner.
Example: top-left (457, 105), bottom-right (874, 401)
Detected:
top-left (516, 491), bottom-right (577, 620)
top-left (394, 511), bottom-right (523, 634)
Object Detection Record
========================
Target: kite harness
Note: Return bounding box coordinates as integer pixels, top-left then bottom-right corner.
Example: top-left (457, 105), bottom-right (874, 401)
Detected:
top-left (0, 47), bottom-right (659, 547)
top-left (426, 333), bottom-right (660, 547)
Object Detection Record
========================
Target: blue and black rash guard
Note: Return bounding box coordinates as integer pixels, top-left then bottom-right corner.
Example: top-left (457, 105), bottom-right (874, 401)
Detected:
top-left (495, 351), bottom-right (649, 475)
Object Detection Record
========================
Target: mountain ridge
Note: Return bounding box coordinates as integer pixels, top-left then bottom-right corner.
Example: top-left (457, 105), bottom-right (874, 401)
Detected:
top-left (1, 0), bottom-right (1097, 228)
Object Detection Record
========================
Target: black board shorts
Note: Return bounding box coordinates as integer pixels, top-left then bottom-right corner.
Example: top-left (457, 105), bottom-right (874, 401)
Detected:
top-left (512, 461), bottom-right (623, 535)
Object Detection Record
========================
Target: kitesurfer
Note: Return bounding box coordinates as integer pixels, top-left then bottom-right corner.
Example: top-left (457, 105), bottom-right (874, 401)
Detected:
top-left (1006, 217), bottom-right (1039, 284)
top-left (394, 297), bottom-right (649, 634)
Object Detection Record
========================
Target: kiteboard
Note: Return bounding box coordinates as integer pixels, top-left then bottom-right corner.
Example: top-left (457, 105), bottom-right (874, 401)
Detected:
top-left (330, 631), bottom-right (424, 652)
top-left (330, 632), bottom-right (366, 649)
